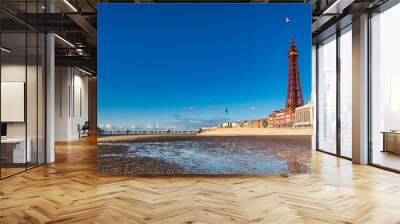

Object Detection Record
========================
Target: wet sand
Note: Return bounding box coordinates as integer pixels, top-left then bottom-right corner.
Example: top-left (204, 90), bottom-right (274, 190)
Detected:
top-left (98, 156), bottom-right (191, 175)
top-left (98, 135), bottom-right (311, 175)
top-left (98, 144), bottom-right (192, 175)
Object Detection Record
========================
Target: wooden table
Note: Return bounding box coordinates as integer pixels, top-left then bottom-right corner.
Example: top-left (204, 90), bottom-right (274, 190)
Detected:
top-left (381, 131), bottom-right (400, 154)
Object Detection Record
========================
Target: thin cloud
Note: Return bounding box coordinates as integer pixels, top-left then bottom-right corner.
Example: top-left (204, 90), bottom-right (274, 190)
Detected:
top-left (173, 114), bottom-right (183, 119)
top-left (105, 124), bottom-right (112, 129)
top-left (207, 106), bottom-right (218, 111)
top-left (169, 116), bottom-right (230, 129)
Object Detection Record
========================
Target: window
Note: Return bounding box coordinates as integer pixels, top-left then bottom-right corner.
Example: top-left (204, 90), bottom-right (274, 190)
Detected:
top-left (339, 26), bottom-right (352, 158)
top-left (0, 2), bottom-right (46, 179)
top-left (317, 35), bottom-right (337, 154)
top-left (370, 3), bottom-right (400, 171)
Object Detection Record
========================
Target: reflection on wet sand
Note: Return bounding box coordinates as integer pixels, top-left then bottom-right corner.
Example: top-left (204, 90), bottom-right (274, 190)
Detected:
top-left (98, 135), bottom-right (311, 175)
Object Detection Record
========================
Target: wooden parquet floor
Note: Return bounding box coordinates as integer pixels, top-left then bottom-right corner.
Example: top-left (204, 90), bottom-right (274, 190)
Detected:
top-left (1, 137), bottom-right (400, 224)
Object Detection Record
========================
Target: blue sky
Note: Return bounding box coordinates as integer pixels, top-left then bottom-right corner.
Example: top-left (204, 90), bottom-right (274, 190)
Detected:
top-left (98, 3), bottom-right (311, 130)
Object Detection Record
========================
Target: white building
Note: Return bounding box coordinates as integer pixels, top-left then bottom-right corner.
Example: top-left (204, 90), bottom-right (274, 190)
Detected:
top-left (294, 102), bottom-right (314, 127)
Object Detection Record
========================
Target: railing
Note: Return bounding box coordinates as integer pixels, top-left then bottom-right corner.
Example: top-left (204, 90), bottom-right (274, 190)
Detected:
top-left (97, 130), bottom-right (200, 136)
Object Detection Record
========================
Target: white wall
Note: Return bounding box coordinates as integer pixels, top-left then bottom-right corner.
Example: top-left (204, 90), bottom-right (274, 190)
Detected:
top-left (55, 67), bottom-right (89, 141)
top-left (72, 73), bottom-right (89, 137)
top-left (1, 63), bottom-right (46, 164)
top-left (1, 65), bottom-right (40, 138)
top-left (55, 67), bottom-right (69, 140)
top-left (1, 65), bottom-right (26, 139)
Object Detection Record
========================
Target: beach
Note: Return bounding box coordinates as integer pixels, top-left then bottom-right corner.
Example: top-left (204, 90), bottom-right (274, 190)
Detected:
top-left (97, 128), bottom-right (312, 175)
top-left (97, 127), bottom-right (313, 143)
top-left (98, 144), bottom-right (190, 175)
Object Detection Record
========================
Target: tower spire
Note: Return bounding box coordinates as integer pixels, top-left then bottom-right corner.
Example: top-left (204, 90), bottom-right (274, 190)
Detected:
top-left (285, 38), bottom-right (304, 112)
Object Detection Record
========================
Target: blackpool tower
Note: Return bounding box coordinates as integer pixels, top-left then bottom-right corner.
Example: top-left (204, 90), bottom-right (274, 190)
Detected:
top-left (285, 39), bottom-right (304, 112)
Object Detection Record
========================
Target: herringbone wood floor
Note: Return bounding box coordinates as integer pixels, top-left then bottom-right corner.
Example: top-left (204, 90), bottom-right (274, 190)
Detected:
top-left (1, 137), bottom-right (400, 224)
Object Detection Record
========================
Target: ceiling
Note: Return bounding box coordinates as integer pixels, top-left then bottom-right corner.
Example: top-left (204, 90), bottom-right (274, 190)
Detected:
top-left (0, 0), bottom-right (389, 75)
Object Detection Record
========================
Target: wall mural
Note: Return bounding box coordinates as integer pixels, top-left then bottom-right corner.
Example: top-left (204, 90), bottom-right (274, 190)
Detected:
top-left (97, 3), bottom-right (312, 175)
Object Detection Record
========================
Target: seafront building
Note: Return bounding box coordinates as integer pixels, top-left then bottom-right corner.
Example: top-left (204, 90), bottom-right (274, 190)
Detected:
top-left (294, 102), bottom-right (314, 127)
top-left (267, 109), bottom-right (293, 128)
top-left (219, 119), bottom-right (268, 128)
top-left (238, 120), bottom-right (249, 128)
top-left (219, 122), bottom-right (238, 128)
top-left (249, 119), bottom-right (268, 128)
